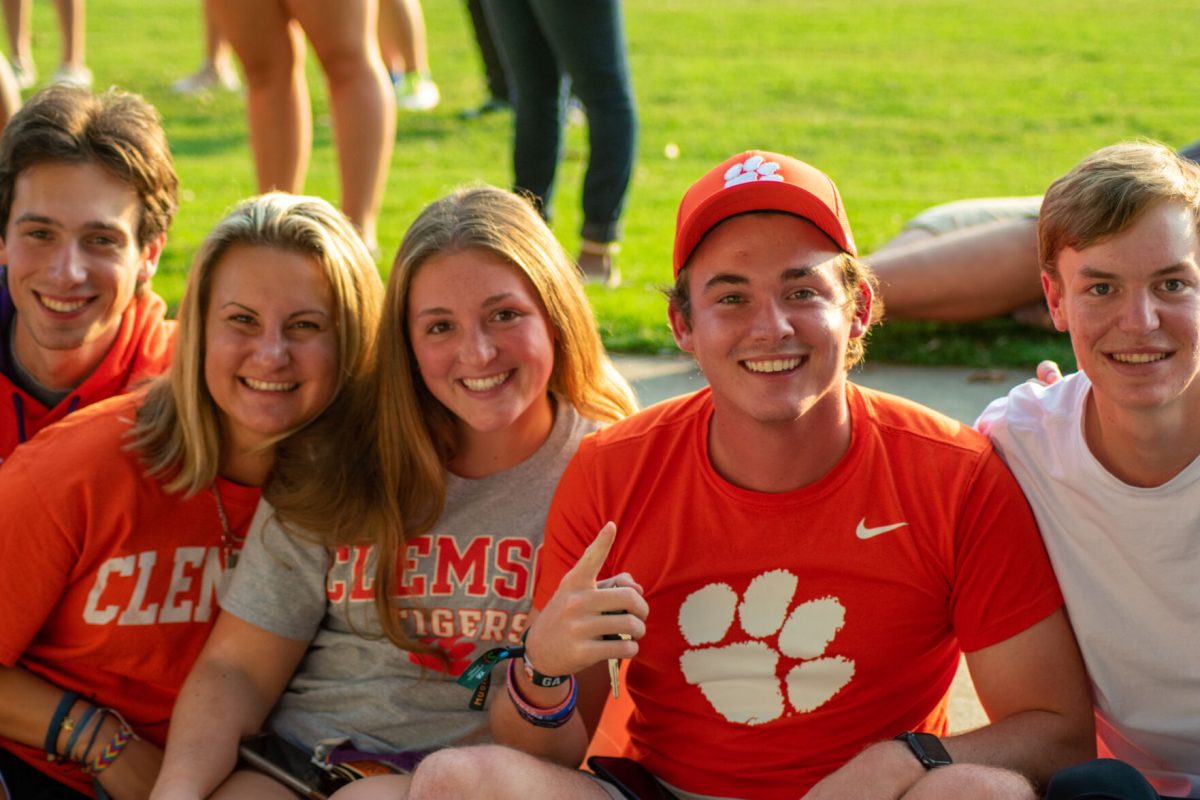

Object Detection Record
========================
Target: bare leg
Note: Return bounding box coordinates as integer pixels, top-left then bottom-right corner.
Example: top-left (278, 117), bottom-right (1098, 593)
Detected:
top-left (408, 745), bottom-right (611, 800)
top-left (902, 764), bottom-right (1036, 800)
top-left (52, 0), bottom-right (84, 70)
top-left (211, 769), bottom-right (305, 800)
top-left (328, 774), bottom-right (412, 800)
top-left (377, 0), bottom-right (405, 74)
top-left (0, 54), bottom-right (20, 131)
top-left (866, 217), bottom-right (1043, 322)
top-left (381, 0), bottom-right (429, 74)
top-left (206, 0), bottom-right (238, 82)
top-left (2, 0), bottom-right (32, 83)
top-left (212, 0), bottom-right (310, 194)
top-left (174, 1), bottom-right (241, 92)
top-left (289, 0), bottom-right (394, 251)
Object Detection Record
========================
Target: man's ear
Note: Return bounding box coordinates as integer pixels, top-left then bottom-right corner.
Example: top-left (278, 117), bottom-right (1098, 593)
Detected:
top-left (848, 278), bottom-right (874, 339)
top-left (138, 232), bottom-right (166, 283)
top-left (1042, 271), bottom-right (1069, 332)
top-left (668, 300), bottom-right (694, 354)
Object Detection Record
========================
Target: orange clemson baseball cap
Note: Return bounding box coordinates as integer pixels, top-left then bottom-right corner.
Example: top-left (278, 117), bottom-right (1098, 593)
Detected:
top-left (672, 150), bottom-right (857, 276)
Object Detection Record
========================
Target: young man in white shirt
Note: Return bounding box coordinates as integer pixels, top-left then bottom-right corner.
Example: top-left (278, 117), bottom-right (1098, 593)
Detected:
top-left (978, 141), bottom-right (1200, 800)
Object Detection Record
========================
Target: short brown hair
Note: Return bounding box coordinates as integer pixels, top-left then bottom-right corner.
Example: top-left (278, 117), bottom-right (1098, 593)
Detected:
top-left (667, 214), bottom-right (883, 369)
top-left (0, 85), bottom-right (179, 248)
top-left (1039, 141), bottom-right (1200, 281)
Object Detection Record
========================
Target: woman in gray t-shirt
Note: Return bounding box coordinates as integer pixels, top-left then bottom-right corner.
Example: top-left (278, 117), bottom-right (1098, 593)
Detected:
top-left (153, 186), bottom-right (637, 800)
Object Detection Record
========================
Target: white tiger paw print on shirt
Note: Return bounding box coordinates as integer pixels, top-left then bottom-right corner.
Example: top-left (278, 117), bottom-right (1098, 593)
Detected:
top-left (722, 154), bottom-right (784, 188)
top-left (678, 570), bottom-right (854, 725)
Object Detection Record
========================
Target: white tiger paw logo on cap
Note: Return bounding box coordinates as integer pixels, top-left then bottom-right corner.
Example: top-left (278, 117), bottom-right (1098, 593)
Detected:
top-left (677, 569), bottom-right (854, 725)
top-left (723, 155), bottom-right (785, 189)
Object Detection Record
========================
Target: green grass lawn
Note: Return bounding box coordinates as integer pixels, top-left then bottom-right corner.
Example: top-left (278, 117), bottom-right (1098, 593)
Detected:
top-left (18, 0), bottom-right (1200, 369)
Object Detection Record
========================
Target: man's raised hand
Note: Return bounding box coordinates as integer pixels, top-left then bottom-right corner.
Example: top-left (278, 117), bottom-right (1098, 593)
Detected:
top-left (524, 522), bottom-right (649, 678)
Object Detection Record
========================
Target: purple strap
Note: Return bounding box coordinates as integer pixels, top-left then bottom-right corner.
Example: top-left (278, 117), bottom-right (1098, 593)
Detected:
top-left (323, 747), bottom-right (429, 774)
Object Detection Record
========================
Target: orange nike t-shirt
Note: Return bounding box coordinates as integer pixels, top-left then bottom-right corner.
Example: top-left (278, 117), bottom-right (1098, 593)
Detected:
top-left (535, 384), bottom-right (1062, 800)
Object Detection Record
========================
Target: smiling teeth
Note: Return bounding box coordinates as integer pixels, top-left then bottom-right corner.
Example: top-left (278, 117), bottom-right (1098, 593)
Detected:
top-left (40, 296), bottom-right (88, 313)
top-left (462, 372), bottom-right (511, 391)
top-left (243, 378), bottom-right (298, 392)
top-left (744, 358), bottom-right (801, 373)
top-left (1112, 353), bottom-right (1167, 364)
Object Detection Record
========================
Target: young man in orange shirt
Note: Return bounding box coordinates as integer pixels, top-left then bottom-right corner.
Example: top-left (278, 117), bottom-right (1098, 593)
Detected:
top-left (407, 150), bottom-right (1095, 800)
top-left (0, 84), bottom-right (178, 461)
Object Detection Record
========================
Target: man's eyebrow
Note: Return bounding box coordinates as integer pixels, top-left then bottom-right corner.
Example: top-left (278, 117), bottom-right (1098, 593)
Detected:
top-left (11, 212), bottom-right (59, 227)
top-left (782, 266), bottom-right (816, 281)
top-left (702, 273), bottom-right (748, 292)
top-left (12, 212), bottom-right (128, 232)
top-left (1078, 263), bottom-right (1194, 280)
top-left (702, 265), bottom-right (821, 293)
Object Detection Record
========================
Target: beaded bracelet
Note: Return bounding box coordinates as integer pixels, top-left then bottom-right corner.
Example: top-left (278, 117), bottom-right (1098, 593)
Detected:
top-left (505, 658), bottom-right (577, 728)
top-left (44, 691), bottom-right (80, 761)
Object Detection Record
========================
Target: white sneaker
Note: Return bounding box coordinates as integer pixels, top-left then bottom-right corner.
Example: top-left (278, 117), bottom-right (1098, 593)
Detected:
top-left (395, 73), bottom-right (439, 112)
top-left (172, 66), bottom-right (241, 94)
top-left (11, 60), bottom-right (35, 90)
top-left (52, 64), bottom-right (92, 89)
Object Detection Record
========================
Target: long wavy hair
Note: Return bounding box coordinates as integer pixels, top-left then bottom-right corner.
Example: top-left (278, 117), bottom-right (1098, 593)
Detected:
top-left (272, 185), bottom-right (637, 653)
top-left (128, 193), bottom-right (383, 494)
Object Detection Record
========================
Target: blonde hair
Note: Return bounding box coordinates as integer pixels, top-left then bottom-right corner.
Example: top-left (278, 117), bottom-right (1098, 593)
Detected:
top-left (1040, 141), bottom-right (1200, 282)
top-left (128, 192), bottom-right (383, 494)
top-left (274, 185), bottom-right (637, 654)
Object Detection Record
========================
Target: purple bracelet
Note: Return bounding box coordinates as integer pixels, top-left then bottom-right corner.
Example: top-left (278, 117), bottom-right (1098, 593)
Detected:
top-left (505, 658), bottom-right (577, 728)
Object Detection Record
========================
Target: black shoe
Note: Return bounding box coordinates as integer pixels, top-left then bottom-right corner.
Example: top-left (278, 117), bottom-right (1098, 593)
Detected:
top-left (460, 96), bottom-right (510, 120)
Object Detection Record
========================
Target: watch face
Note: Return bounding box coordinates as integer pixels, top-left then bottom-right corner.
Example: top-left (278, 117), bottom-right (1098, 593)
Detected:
top-left (898, 731), bottom-right (953, 768)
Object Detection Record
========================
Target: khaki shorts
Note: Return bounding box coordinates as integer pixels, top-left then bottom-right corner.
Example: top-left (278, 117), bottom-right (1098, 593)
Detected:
top-left (901, 196), bottom-right (1042, 236)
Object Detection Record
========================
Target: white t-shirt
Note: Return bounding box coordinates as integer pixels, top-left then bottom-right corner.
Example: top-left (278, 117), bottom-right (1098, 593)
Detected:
top-left (978, 372), bottom-right (1200, 798)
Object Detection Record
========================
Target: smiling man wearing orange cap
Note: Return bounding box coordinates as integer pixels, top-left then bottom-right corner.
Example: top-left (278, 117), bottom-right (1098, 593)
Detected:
top-left (404, 151), bottom-right (1095, 800)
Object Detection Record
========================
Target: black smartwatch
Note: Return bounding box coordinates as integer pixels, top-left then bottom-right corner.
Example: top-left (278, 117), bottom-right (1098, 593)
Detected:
top-left (894, 731), bottom-right (953, 769)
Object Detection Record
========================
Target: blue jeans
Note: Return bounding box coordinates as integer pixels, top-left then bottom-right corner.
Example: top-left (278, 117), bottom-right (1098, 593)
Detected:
top-left (481, 0), bottom-right (637, 244)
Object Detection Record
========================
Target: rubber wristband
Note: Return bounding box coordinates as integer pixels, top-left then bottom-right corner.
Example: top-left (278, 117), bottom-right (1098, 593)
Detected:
top-left (45, 691), bottom-right (79, 761)
top-left (520, 629), bottom-right (570, 688)
top-left (505, 659), bottom-right (577, 728)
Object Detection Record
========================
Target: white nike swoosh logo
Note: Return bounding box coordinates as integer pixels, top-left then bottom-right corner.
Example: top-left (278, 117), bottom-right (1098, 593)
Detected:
top-left (856, 519), bottom-right (908, 540)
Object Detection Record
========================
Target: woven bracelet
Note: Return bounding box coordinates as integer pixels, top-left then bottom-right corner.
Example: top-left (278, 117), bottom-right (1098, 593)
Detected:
top-left (84, 725), bottom-right (132, 775)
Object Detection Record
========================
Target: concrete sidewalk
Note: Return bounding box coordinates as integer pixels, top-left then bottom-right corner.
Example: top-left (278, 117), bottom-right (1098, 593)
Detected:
top-left (613, 354), bottom-right (1027, 425)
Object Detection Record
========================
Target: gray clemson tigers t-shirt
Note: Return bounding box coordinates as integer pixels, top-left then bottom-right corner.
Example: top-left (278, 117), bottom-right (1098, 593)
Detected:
top-left (221, 401), bottom-right (596, 753)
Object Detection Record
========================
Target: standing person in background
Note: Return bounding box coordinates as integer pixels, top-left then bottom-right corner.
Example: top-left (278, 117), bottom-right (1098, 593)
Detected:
top-left (2, 0), bottom-right (89, 88)
top-left (212, 0), bottom-right (394, 256)
top-left (150, 185), bottom-right (637, 800)
top-left (0, 85), bottom-right (178, 461)
top-left (172, 0), bottom-right (241, 95)
top-left (481, 0), bottom-right (637, 287)
top-left (379, 0), bottom-right (439, 112)
top-left (0, 192), bottom-right (383, 800)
